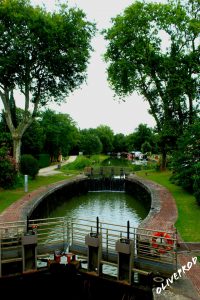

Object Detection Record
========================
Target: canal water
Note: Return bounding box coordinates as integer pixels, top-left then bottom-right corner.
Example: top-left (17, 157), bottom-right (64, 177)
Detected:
top-left (46, 191), bottom-right (152, 299)
top-left (48, 191), bottom-right (149, 227)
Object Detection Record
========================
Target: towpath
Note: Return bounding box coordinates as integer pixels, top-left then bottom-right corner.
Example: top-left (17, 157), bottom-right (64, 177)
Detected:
top-left (38, 155), bottom-right (77, 176)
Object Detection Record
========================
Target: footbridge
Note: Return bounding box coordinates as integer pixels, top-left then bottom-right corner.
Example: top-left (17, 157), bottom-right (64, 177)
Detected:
top-left (0, 216), bottom-right (178, 285)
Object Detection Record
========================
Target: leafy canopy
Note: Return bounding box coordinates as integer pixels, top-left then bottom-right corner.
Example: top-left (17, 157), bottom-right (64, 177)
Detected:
top-left (103, 0), bottom-right (199, 131)
top-left (0, 0), bottom-right (96, 105)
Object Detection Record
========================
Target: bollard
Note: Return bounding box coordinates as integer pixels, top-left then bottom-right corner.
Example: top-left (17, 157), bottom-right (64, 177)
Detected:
top-left (24, 174), bottom-right (28, 192)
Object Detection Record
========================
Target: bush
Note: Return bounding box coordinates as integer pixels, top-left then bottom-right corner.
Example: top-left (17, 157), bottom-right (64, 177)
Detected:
top-left (36, 153), bottom-right (50, 168)
top-left (0, 148), bottom-right (18, 189)
top-left (20, 154), bottom-right (39, 179)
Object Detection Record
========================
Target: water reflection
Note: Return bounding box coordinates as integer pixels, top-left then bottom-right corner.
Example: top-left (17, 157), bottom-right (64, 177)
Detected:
top-left (49, 192), bottom-right (148, 227)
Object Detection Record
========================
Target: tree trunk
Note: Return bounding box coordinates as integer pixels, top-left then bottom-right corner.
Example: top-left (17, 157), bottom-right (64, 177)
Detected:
top-left (13, 135), bottom-right (22, 167)
top-left (1, 89), bottom-right (38, 169)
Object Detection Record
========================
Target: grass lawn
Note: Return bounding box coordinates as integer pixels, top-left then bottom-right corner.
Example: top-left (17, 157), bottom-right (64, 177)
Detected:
top-left (0, 173), bottom-right (75, 214)
top-left (137, 169), bottom-right (200, 242)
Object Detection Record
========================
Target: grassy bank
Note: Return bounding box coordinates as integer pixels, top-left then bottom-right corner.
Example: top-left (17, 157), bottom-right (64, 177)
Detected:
top-left (0, 173), bottom-right (73, 213)
top-left (137, 170), bottom-right (200, 242)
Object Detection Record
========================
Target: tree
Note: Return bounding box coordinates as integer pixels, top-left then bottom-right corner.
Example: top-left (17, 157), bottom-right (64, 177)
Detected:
top-left (79, 129), bottom-right (102, 155)
top-left (1, 107), bottom-right (45, 156)
top-left (21, 119), bottom-right (45, 156)
top-left (95, 125), bottom-right (114, 154)
top-left (126, 123), bottom-right (157, 153)
top-left (171, 119), bottom-right (200, 194)
top-left (113, 133), bottom-right (127, 153)
top-left (132, 124), bottom-right (154, 151)
top-left (103, 0), bottom-right (200, 169)
top-left (141, 141), bottom-right (152, 155)
top-left (40, 109), bottom-right (79, 161)
top-left (0, 0), bottom-right (95, 165)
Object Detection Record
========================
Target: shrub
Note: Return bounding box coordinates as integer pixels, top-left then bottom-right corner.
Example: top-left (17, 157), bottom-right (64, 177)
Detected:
top-left (0, 148), bottom-right (18, 189)
top-left (36, 153), bottom-right (50, 168)
top-left (20, 154), bottom-right (39, 179)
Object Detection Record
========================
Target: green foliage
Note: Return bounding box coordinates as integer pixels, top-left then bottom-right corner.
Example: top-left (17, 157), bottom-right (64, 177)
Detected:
top-left (0, 131), bottom-right (12, 151)
top-left (113, 133), bottom-right (127, 153)
top-left (126, 124), bottom-right (157, 153)
top-left (0, 0), bottom-right (96, 103)
top-left (40, 109), bottom-right (79, 159)
top-left (95, 125), bottom-right (114, 154)
top-left (79, 129), bottom-right (102, 155)
top-left (0, 147), bottom-right (18, 189)
top-left (21, 119), bottom-right (45, 155)
top-left (193, 163), bottom-right (200, 205)
top-left (170, 120), bottom-right (200, 204)
top-left (141, 141), bottom-right (152, 154)
top-left (103, 0), bottom-right (199, 166)
top-left (20, 154), bottom-right (39, 179)
top-left (0, 0), bottom-right (96, 164)
top-left (36, 153), bottom-right (50, 168)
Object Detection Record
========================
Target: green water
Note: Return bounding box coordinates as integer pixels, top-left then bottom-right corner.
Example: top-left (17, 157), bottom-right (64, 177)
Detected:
top-left (49, 191), bottom-right (149, 227)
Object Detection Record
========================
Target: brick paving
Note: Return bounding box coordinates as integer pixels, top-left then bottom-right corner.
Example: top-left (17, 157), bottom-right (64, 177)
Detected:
top-left (0, 174), bottom-right (200, 298)
top-left (0, 186), bottom-right (47, 223)
top-left (128, 176), bottom-right (200, 299)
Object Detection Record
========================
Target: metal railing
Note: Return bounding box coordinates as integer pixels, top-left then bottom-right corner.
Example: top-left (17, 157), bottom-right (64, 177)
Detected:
top-left (0, 217), bottom-right (177, 277)
top-left (28, 217), bottom-right (177, 267)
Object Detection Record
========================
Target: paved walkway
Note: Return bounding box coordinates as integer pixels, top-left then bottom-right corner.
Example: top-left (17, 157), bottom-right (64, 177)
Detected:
top-left (38, 155), bottom-right (77, 176)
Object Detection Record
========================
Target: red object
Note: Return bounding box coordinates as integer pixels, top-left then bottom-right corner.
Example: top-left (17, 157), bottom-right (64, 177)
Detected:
top-left (152, 231), bottom-right (174, 254)
top-left (66, 253), bottom-right (75, 264)
top-left (54, 250), bottom-right (62, 263)
top-left (54, 254), bottom-right (61, 263)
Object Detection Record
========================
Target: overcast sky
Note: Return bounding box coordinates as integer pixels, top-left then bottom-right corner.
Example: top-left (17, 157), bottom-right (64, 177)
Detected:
top-left (2, 0), bottom-right (164, 135)
top-left (31, 0), bottom-right (162, 134)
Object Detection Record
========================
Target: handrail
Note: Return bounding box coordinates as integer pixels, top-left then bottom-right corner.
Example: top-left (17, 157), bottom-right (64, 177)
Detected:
top-left (0, 217), bottom-right (177, 278)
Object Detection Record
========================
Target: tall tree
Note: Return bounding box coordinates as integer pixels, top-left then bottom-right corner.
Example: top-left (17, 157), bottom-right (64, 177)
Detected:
top-left (103, 0), bottom-right (200, 169)
top-left (40, 109), bottom-right (79, 161)
top-left (126, 124), bottom-right (157, 153)
top-left (79, 129), bottom-right (102, 155)
top-left (113, 133), bottom-right (127, 153)
top-left (96, 125), bottom-right (114, 154)
top-left (0, 0), bottom-right (95, 165)
top-left (132, 124), bottom-right (154, 151)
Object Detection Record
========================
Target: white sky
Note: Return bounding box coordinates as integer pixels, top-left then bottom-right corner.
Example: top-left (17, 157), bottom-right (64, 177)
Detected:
top-left (2, 0), bottom-right (165, 135)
